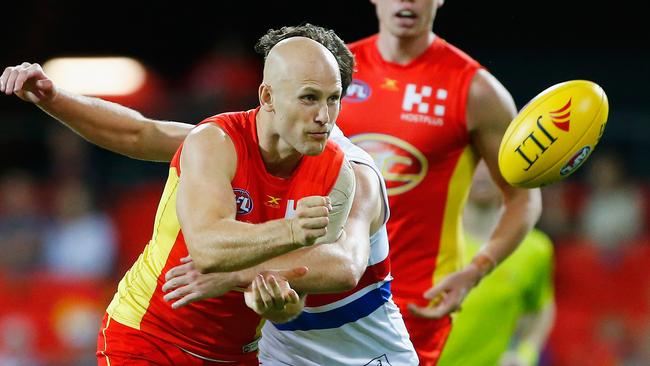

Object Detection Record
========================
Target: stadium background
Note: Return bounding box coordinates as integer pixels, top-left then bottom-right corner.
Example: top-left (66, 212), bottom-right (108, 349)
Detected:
top-left (1, 1), bottom-right (648, 364)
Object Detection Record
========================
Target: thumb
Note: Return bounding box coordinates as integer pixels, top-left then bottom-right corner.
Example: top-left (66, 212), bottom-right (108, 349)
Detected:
top-left (423, 284), bottom-right (444, 300)
top-left (36, 78), bottom-right (53, 92)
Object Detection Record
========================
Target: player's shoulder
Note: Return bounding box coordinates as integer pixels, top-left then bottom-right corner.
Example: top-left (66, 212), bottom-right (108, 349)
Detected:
top-left (346, 34), bottom-right (377, 53)
top-left (431, 36), bottom-right (482, 69)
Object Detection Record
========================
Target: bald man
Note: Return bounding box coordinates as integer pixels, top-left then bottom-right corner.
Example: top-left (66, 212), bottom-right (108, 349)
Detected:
top-left (94, 33), bottom-right (354, 365)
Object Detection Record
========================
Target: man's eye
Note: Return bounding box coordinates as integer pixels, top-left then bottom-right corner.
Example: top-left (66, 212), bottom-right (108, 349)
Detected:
top-left (301, 95), bottom-right (317, 101)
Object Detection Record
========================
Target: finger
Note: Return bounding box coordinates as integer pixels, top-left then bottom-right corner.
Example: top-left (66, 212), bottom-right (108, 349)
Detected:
top-left (172, 292), bottom-right (202, 309)
top-left (297, 196), bottom-right (330, 209)
top-left (407, 303), bottom-right (445, 319)
top-left (257, 276), bottom-right (274, 307)
top-left (163, 284), bottom-right (190, 302)
top-left (423, 283), bottom-right (446, 300)
top-left (180, 255), bottom-right (193, 263)
top-left (35, 79), bottom-right (53, 94)
top-left (162, 274), bottom-right (190, 292)
top-left (285, 289), bottom-right (300, 304)
top-left (302, 216), bottom-right (329, 229)
top-left (299, 205), bottom-right (331, 219)
top-left (305, 228), bottom-right (327, 241)
top-left (4, 68), bottom-right (19, 95)
top-left (267, 276), bottom-right (285, 309)
top-left (0, 67), bottom-right (12, 93)
top-left (165, 261), bottom-right (194, 281)
top-left (13, 66), bottom-right (38, 92)
top-left (251, 277), bottom-right (265, 309)
top-left (252, 276), bottom-right (270, 309)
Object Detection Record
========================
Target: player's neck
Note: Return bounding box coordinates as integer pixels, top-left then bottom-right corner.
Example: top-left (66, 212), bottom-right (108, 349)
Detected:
top-left (463, 203), bottom-right (503, 242)
top-left (376, 30), bottom-right (434, 65)
top-left (256, 111), bottom-right (302, 178)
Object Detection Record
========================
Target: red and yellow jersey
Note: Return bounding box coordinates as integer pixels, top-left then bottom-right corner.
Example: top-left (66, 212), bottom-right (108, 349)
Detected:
top-left (105, 108), bottom-right (344, 362)
top-left (338, 35), bottom-right (482, 299)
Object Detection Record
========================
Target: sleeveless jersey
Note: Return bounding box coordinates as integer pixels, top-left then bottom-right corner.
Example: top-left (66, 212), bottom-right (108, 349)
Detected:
top-left (258, 126), bottom-right (418, 366)
top-left (105, 108), bottom-right (345, 362)
top-left (338, 34), bottom-right (482, 299)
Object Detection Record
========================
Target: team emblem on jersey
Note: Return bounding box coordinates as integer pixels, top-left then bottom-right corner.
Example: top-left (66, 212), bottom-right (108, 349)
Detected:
top-left (265, 195), bottom-right (281, 208)
top-left (344, 79), bottom-right (371, 103)
top-left (380, 78), bottom-right (399, 91)
top-left (363, 354), bottom-right (392, 366)
top-left (350, 133), bottom-right (428, 196)
top-left (233, 188), bottom-right (253, 215)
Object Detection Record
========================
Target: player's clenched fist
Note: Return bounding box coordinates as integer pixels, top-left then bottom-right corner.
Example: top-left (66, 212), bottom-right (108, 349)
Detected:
top-left (289, 195), bottom-right (332, 246)
top-left (0, 62), bottom-right (57, 104)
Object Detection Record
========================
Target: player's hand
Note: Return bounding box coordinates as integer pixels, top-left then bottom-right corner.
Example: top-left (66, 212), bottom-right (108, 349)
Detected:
top-left (162, 255), bottom-right (239, 309)
top-left (289, 196), bottom-right (332, 246)
top-left (0, 63), bottom-right (57, 104)
top-left (406, 266), bottom-right (481, 319)
top-left (244, 273), bottom-right (305, 323)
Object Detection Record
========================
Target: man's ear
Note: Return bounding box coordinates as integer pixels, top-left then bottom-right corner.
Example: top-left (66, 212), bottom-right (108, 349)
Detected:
top-left (259, 83), bottom-right (274, 112)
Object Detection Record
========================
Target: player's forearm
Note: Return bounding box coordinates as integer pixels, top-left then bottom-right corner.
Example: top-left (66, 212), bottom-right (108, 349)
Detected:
top-left (469, 188), bottom-right (542, 278)
top-left (185, 218), bottom-right (303, 273)
top-left (236, 228), bottom-right (369, 294)
top-left (36, 89), bottom-right (188, 161)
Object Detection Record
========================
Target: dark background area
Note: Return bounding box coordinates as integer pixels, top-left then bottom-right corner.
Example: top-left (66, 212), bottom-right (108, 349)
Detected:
top-left (2, 0), bottom-right (648, 176)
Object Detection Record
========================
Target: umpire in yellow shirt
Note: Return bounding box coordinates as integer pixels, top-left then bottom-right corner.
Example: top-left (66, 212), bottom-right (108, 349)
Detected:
top-left (439, 162), bottom-right (555, 366)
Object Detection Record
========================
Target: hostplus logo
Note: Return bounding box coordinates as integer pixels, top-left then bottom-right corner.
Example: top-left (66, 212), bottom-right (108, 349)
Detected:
top-left (401, 83), bottom-right (447, 126)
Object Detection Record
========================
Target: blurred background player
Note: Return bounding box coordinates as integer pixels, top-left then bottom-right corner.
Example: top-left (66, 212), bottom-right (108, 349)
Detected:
top-left (438, 161), bottom-right (555, 366)
top-left (337, 1), bottom-right (542, 363)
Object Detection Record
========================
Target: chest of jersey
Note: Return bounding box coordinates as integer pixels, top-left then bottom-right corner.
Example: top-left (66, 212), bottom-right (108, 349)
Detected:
top-left (339, 65), bottom-right (470, 197)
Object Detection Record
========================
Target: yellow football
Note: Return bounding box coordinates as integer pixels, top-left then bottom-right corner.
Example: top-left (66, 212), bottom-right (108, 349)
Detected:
top-left (498, 80), bottom-right (609, 188)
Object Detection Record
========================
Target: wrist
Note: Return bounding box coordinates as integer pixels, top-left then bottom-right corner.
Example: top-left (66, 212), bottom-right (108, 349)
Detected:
top-left (468, 250), bottom-right (497, 284)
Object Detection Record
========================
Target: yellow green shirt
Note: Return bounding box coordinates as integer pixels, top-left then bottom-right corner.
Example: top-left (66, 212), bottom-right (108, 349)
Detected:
top-left (438, 229), bottom-right (554, 366)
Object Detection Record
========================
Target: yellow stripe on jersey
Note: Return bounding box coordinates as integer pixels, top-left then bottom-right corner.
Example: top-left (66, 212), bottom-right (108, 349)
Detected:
top-left (431, 147), bottom-right (478, 291)
top-left (106, 168), bottom-right (181, 329)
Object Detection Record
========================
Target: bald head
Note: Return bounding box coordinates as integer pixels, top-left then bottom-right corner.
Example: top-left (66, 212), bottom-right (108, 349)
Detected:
top-left (262, 37), bottom-right (342, 89)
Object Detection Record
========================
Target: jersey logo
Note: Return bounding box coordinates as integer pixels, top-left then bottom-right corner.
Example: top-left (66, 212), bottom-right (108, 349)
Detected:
top-left (381, 78), bottom-right (399, 91)
top-left (265, 195), bottom-right (281, 208)
top-left (401, 83), bottom-right (447, 126)
top-left (363, 354), bottom-right (392, 366)
top-left (233, 188), bottom-right (253, 215)
top-left (350, 133), bottom-right (428, 196)
top-left (344, 79), bottom-right (371, 103)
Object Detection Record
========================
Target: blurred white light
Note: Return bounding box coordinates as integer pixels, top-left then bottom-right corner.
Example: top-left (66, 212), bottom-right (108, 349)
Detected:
top-left (43, 57), bottom-right (146, 96)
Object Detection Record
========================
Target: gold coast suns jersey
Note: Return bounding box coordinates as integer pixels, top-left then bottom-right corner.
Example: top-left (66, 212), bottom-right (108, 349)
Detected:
top-left (338, 35), bottom-right (482, 299)
top-left (106, 108), bottom-right (345, 362)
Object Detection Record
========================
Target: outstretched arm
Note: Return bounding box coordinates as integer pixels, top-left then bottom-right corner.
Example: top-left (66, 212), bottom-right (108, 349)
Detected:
top-left (1, 62), bottom-right (191, 162)
top-left (409, 69), bottom-right (542, 318)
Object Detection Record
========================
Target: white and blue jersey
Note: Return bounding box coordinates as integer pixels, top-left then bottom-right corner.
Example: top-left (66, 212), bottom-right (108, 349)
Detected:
top-left (258, 127), bottom-right (418, 366)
